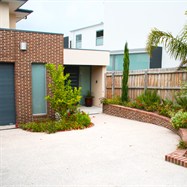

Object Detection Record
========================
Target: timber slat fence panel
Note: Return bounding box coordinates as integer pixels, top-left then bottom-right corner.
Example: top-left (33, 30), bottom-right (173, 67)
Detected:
top-left (105, 68), bottom-right (187, 101)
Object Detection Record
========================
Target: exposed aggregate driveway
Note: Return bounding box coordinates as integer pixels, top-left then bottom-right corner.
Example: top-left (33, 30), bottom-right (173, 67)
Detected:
top-left (1, 113), bottom-right (187, 187)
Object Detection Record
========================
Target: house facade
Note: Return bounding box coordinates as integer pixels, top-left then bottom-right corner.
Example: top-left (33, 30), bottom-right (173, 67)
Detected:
top-left (108, 47), bottom-right (162, 71)
top-left (67, 22), bottom-right (104, 50)
top-left (66, 23), bottom-right (162, 71)
top-left (65, 22), bottom-right (109, 107)
top-left (0, 0), bottom-right (33, 29)
top-left (0, 0), bottom-right (64, 125)
top-left (64, 48), bottom-right (109, 106)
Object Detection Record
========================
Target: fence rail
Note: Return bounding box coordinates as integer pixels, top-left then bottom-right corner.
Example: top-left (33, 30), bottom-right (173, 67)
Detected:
top-left (105, 68), bottom-right (187, 101)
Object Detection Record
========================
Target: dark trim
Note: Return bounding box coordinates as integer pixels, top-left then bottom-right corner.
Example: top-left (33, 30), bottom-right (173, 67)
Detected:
top-left (15, 8), bottom-right (33, 14)
top-left (0, 28), bottom-right (64, 36)
top-left (15, 0), bottom-right (29, 11)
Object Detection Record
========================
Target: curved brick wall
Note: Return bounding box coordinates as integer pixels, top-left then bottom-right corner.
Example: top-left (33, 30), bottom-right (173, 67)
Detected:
top-left (103, 104), bottom-right (177, 133)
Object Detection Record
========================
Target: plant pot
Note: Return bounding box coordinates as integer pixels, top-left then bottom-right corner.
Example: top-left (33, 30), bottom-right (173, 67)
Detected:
top-left (85, 97), bottom-right (93, 107)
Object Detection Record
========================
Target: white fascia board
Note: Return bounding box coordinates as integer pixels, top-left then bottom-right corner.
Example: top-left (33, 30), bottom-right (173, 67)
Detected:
top-left (110, 48), bottom-right (147, 55)
top-left (64, 48), bottom-right (109, 66)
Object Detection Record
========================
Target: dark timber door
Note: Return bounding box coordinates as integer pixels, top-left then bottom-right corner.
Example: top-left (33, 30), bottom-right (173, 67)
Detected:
top-left (64, 65), bottom-right (79, 88)
top-left (0, 64), bottom-right (16, 125)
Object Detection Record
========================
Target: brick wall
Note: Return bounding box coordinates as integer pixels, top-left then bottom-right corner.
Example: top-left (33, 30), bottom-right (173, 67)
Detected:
top-left (103, 104), bottom-right (177, 133)
top-left (0, 29), bottom-right (64, 123)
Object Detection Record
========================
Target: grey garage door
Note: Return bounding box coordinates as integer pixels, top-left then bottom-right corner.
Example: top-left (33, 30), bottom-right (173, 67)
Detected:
top-left (0, 64), bottom-right (16, 125)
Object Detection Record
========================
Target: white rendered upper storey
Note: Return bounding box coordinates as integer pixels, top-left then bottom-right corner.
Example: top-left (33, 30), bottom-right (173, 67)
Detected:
top-left (0, 0), bottom-right (32, 29)
top-left (68, 22), bottom-right (104, 50)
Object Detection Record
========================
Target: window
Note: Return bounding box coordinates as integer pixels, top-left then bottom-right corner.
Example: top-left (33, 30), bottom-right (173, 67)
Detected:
top-left (32, 64), bottom-right (47, 115)
top-left (76, 34), bottom-right (82, 48)
top-left (96, 30), bottom-right (104, 46)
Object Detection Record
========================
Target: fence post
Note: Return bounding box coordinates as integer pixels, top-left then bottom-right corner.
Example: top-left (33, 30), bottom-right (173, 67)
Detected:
top-left (112, 72), bottom-right (115, 98)
top-left (111, 56), bottom-right (115, 98)
top-left (144, 70), bottom-right (148, 91)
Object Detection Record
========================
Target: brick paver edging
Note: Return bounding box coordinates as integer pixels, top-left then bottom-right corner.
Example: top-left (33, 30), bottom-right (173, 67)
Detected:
top-left (103, 104), bottom-right (187, 168)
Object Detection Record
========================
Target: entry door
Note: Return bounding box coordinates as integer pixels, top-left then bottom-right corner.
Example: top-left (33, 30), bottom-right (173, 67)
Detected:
top-left (64, 65), bottom-right (79, 88)
top-left (79, 66), bottom-right (91, 105)
top-left (0, 64), bottom-right (16, 125)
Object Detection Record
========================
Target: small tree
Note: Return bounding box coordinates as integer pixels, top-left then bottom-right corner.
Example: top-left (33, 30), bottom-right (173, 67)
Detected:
top-left (121, 42), bottom-right (130, 102)
top-left (45, 64), bottom-right (81, 117)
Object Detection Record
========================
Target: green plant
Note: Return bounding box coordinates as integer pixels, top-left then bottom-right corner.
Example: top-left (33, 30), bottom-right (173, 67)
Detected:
top-left (175, 82), bottom-right (187, 111)
top-left (85, 90), bottom-right (94, 98)
top-left (157, 99), bottom-right (177, 118)
top-left (45, 64), bottom-right (81, 117)
top-left (121, 42), bottom-right (130, 102)
top-left (100, 97), bottom-right (122, 105)
top-left (146, 11), bottom-right (187, 68)
top-left (75, 112), bottom-right (91, 128)
top-left (177, 140), bottom-right (187, 149)
top-left (19, 111), bottom-right (91, 134)
top-left (171, 111), bottom-right (187, 130)
top-left (134, 90), bottom-right (161, 111)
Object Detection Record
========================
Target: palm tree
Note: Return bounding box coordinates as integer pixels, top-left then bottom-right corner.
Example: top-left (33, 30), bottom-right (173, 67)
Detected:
top-left (146, 11), bottom-right (187, 68)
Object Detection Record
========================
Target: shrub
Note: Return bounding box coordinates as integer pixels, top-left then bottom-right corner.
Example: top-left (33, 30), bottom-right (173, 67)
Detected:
top-left (75, 112), bottom-right (91, 128)
top-left (175, 82), bottom-right (187, 111)
top-left (175, 94), bottom-right (187, 111)
top-left (121, 42), bottom-right (130, 102)
top-left (45, 64), bottom-right (81, 117)
top-left (177, 140), bottom-right (187, 149)
top-left (171, 111), bottom-right (187, 130)
top-left (157, 99), bottom-right (178, 118)
top-left (100, 97), bottom-right (122, 105)
top-left (19, 111), bottom-right (91, 133)
top-left (133, 90), bottom-right (161, 111)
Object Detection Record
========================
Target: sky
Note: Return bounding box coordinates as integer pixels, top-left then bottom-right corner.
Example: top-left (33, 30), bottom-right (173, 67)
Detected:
top-left (16, 0), bottom-right (187, 67)
top-left (17, 0), bottom-right (105, 36)
top-left (17, 0), bottom-right (187, 36)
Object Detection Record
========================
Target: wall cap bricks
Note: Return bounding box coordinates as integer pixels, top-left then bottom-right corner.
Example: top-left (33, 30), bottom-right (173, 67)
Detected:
top-left (0, 28), bottom-right (64, 36)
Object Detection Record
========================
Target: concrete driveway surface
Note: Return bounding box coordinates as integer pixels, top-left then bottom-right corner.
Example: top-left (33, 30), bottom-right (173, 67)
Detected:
top-left (1, 113), bottom-right (187, 187)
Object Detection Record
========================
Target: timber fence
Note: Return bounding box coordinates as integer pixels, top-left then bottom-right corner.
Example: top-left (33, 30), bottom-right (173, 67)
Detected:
top-left (105, 68), bottom-right (187, 101)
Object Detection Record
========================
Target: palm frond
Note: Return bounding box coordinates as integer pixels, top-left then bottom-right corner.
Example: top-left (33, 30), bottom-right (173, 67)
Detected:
top-left (146, 28), bottom-right (187, 65)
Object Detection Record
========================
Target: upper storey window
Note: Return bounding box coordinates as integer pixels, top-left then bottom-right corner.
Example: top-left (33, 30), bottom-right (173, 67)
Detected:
top-left (76, 34), bottom-right (82, 48)
top-left (96, 30), bottom-right (104, 46)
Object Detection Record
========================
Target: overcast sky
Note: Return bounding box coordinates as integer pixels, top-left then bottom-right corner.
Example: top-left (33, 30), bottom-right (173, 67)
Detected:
top-left (17, 0), bottom-right (187, 38)
top-left (17, 0), bottom-right (105, 35)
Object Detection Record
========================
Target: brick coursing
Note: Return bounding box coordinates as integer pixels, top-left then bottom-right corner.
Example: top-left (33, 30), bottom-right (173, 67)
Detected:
top-left (0, 29), bottom-right (64, 124)
top-left (103, 104), bottom-right (177, 133)
top-left (165, 150), bottom-right (187, 168)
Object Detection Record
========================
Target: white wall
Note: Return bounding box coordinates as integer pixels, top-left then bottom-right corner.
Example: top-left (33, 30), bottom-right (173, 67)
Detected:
top-left (10, 14), bottom-right (16, 29)
top-left (91, 66), bottom-right (106, 107)
top-left (0, 3), bottom-right (9, 28)
top-left (64, 48), bottom-right (109, 66)
top-left (103, 2), bottom-right (187, 68)
top-left (69, 23), bottom-right (104, 50)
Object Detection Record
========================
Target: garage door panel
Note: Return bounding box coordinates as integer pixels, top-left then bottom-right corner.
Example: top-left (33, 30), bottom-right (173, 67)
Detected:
top-left (0, 63), bottom-right (16, 125)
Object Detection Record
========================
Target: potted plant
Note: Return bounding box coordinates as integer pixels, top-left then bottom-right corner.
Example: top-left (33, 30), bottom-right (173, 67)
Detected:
top-left (85, 91), bottom-right (94, 107)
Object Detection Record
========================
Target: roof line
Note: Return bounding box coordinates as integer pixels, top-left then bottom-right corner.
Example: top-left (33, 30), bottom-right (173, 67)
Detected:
top-left (0, 28), bottom-right (64, 36)
top-left (70, 22), bottom-right (104, 32)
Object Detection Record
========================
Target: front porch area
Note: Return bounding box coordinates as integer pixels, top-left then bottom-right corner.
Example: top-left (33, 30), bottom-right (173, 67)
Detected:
top-left (64, 48), bottom-right (109, 107)
top-left (79, 106), bottom-right (102, 115)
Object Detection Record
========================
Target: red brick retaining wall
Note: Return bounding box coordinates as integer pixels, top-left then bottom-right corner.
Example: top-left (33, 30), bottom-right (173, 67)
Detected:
top-left (103, 104), bottom-right (177, 133)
